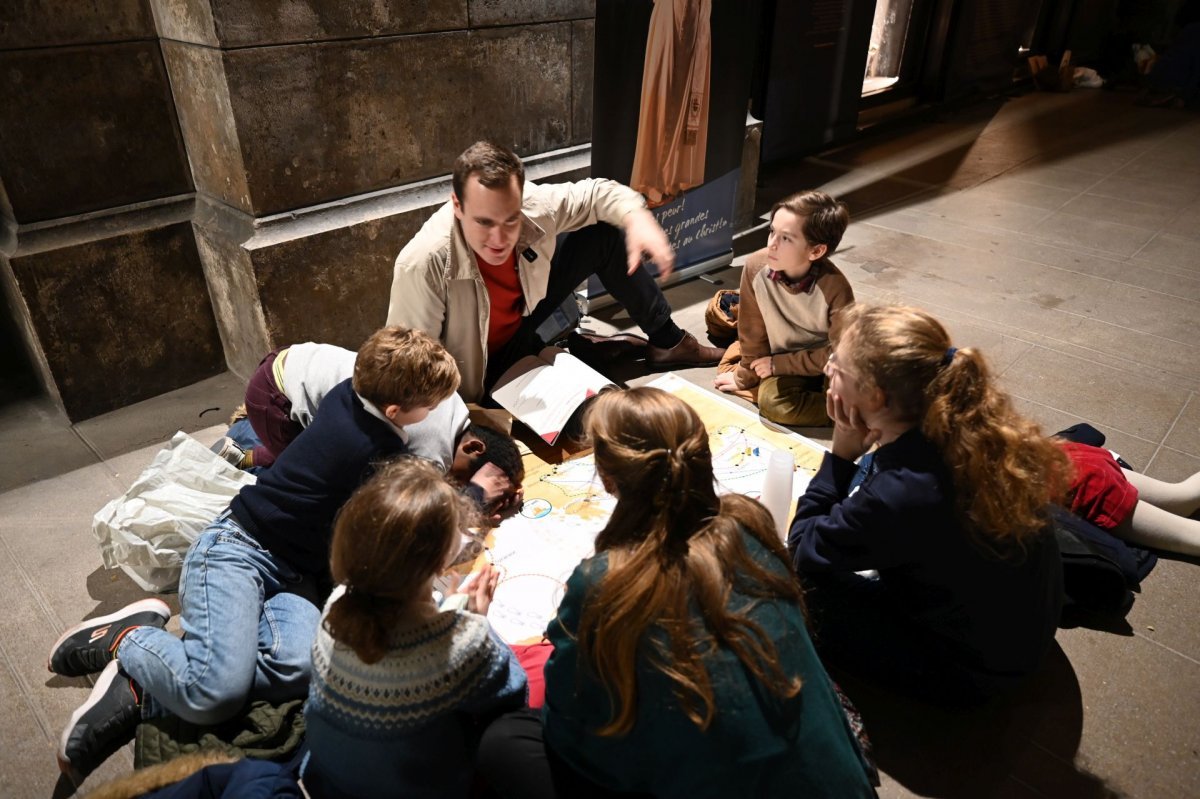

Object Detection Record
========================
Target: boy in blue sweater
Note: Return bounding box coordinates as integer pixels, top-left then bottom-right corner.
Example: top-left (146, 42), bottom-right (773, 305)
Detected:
top-left (48, 326), bottom-right (461, 781)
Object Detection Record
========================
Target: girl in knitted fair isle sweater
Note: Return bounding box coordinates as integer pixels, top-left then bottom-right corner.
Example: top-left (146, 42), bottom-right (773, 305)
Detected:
top-left (301, 458), bottom-right (526, 799)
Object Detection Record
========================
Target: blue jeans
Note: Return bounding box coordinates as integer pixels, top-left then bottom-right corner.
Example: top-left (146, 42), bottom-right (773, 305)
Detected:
top-left (118, 510), bottom-right (321, 725)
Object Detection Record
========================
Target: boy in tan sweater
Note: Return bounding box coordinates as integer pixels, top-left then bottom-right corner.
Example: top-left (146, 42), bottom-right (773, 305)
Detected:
top-left (714, 191), bottom-right (854, 425)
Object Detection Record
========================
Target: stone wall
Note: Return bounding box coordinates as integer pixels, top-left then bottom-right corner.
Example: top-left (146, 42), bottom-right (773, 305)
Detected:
top-left (153, 0), bottom-right (598, 376)
top-left (0, 0), bottom-right (597, 417)
top-left (0, 0), bottom-right (224, 420)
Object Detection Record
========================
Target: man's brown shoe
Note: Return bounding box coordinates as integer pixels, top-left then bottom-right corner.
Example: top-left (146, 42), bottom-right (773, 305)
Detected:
top-left (646, 331), bottom-right (725, 368)
top-left (567, 331), bottom-right (649, 363)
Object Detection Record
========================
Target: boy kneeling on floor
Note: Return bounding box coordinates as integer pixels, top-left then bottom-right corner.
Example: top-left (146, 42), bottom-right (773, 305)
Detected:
top-left (48, 326), bottom-right (461, 781)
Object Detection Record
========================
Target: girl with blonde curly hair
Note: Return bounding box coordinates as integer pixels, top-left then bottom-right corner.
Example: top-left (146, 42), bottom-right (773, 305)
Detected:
top-left (790, 304), bottom-right (1071, 703)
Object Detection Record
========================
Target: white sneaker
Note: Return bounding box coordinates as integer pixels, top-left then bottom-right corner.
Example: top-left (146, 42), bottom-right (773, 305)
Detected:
top-left (210, 436), bottom-right (247, 468)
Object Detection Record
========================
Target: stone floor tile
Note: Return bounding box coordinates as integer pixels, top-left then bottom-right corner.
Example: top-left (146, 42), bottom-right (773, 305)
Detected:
top-left (938, 320), bottom-right (1036, 378)
top-left (1124, 557), bottom-right (1200, 665)
top-left (1060, 192), bottom-right (1181, 231)
top-left (1088, 172), bottom-right (1200, 209)
top-left (1132, 233), bottom-right (1200, 274)
top-left (0, 461), bottom-right (126, 523)
top-left (0, 535), bottom-right (138, 797)
top-left (834, 177), bottom-right (933, 217)
top-left (1160, 393), bottom-right (1200, 458)
top-left (1160, 199), bottom-right (1200, 240)
top-left (861, 205), bottom-right (1091, 275)
top-left (916, 191), bottom-right (1054, 234)
top-left (1030, 212), bottom-right (1157, 259)
top-left (93, 423), bottom-right (229, 499)
top-left (72, 372), bottom-right (245, 462)
top-left (1100, 262), bottom-right (1200, 302)
top-left (1007, 397), bottom-right (1159, 468)
top-left (1133, 150), bottom-right (1200, 179)
top-left (964, 176), bottom-right (1081, 211)
top-left (0, 661), bottom-right (133, 797)
top-left (836, 644), bottom-right (1117, 798)
top-left (1054, 629), bottom-right (1200, 798)
top-left (0, 396), bottom-right (98, 493)
top-left (1032, 143), bottom-right (1140, 176)
top-left (1052, 320), bottom-right (1200, 389)
top-left (1007, 163), bottom-right (1106, 193)
top-left (999, 345), bottom-right (1190, 443)
top-left (1144, 446), bottom-right (1200, 484)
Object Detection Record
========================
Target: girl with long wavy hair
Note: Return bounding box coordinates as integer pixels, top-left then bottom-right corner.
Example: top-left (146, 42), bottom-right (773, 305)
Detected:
top-left (480, 387), bottom-right (875, 799)
top-left (302, 458), bottom-right (526, 799)
top-left (790, 304), bottom-right (1070, 703)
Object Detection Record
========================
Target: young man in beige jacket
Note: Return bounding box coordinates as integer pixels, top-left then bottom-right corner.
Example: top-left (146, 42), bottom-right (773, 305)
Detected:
top-left (387, 141), bottom-right (724, 402)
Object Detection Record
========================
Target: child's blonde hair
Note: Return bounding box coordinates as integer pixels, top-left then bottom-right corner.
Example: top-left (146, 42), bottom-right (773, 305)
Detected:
top-left (837, 304), bottom-right (1071, 549)
top-left (324, 458), bottom-right (474, 664)
top-left (352, 326), bottom-right (460, 410)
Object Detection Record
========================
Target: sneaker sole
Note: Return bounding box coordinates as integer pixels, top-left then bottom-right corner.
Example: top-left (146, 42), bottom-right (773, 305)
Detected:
top-left (57, 660), bottom-right (122, 777)
top-left (47, 598), bottom-right (171, 674)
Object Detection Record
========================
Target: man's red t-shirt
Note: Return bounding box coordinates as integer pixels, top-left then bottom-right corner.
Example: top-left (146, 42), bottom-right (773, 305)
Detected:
top-left (476, 250), bottom-right (524, 356)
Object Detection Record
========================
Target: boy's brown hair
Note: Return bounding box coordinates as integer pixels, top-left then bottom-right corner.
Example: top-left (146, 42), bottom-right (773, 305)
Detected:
top-left (352, 326), bottom-right (460, 410)
top-left (452, 141), bottom-right (525, 202)
top-left (771, 190), bottom-right (850, 254)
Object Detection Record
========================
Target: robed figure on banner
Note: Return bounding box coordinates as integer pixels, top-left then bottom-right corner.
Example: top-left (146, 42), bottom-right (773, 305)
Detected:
top-left (629, 0), bottom-right (712, 207)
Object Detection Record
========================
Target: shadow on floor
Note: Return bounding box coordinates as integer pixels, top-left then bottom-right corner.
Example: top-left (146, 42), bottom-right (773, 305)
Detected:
top-left (84, 566), bottom-right (180, 620)
top-left (754, 88), bottom-right (1196, 229)
top-left (836, 643), bottom-right (1122, 798)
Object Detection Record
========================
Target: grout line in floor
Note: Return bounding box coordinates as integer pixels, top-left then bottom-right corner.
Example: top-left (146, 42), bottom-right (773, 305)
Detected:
top-left (1129, 629), bottom-right (1200, 667)
top-left (1004, 390), bottom-right (1161, 453)
top-left (1145, 392), bottom-right (1194, 474)
top-left (0, 535), bottom-right (57, 742)
top-left (1127, 228), bottom-right (1159, 261)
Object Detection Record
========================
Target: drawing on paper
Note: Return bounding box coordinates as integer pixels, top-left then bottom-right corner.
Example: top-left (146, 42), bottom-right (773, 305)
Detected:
top-left (481, 374), bottom-right (828, 643)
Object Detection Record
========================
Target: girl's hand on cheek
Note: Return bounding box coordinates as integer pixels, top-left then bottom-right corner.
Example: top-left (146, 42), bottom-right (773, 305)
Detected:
top-left (827, 392), bottom-right (879, 461)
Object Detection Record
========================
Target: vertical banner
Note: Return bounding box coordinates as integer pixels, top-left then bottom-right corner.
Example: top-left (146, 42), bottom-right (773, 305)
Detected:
top-left (590, 0), bottom-right (762, 297)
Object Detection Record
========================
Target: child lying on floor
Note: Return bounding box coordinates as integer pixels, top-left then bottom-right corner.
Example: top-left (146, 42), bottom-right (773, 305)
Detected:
top-left (215, 341), bottom-right (523, 514)
top-left (1060, 441), bottom-right (1200, 557)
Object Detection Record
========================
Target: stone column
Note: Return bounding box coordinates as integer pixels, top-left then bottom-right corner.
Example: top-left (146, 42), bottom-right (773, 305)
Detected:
top-left (152, 0), bottom-right (597, 377)
top-left (0, 1), bottom-right (224, 420)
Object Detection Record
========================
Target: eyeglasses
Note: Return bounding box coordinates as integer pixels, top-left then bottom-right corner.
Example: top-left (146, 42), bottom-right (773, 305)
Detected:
top-left (824, 350), bottom-right (858, 382)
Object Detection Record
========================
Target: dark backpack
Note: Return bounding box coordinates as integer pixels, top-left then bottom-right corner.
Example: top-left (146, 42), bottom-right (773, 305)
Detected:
top-left (1052, 424), bottom-right (1157, 626)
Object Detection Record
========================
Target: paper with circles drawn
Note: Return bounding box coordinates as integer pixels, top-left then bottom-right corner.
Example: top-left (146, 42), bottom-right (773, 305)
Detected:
top-left (483, 373), bottom-right (827, 643)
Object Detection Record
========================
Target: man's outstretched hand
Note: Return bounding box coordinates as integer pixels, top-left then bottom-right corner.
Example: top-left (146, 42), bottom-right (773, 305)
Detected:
top-left (622, 207), bottom-right (675, 278)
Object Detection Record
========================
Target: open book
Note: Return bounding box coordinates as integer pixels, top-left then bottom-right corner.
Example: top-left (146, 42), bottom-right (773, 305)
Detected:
top-left (491, 347), bottom-right (615, 444)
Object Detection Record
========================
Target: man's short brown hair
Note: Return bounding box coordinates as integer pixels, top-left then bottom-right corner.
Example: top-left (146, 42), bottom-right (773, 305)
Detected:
top-left (452, 141), bottom-right (525, 203)
top-left (352, 326), bottom-right (460, 410)
top-left (771, 190), bottom-right (850, 254)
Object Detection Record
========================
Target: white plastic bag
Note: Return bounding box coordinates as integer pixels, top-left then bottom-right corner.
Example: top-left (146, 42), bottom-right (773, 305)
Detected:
top-left (92, 432), bottom-right (256, 592)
